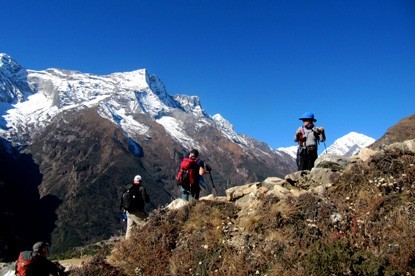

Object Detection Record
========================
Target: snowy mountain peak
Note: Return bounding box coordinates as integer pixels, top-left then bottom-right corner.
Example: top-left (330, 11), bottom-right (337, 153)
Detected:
top-left (0, 53), bottom-right (233, 148)
top-left (109, 69), bottom-right (149, 90)
top-left (212, 113), bottom-right (248, 145)
top-left (212, 114), bottom-right (233, 131)
top-left (0, 54), bottom-right (32, 103)
top-left (173, 94), bottom-right (206, 117)
top-left (325, 131), bottom-right (375, 156)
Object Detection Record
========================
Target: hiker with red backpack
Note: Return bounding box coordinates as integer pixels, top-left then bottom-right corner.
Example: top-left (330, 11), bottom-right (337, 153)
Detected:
top-left (15, 241), bottom-right (66, 275)
top-left (177, 149), bottom-right (211, 201)
top-left (294, 112), bottom-right (326, 171)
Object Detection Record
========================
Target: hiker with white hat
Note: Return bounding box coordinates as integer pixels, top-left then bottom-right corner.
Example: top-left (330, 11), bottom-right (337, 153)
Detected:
top-left (120, 175), bottom-right (150, 239)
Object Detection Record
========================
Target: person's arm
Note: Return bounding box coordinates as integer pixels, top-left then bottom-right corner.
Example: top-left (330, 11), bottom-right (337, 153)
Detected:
top-left (197, 160), bottom-right (208, 176)
top-left (294, 127), bottom-right (302, 142)
top-left (41, 257), bottom-right (66, 276)
top-left (316, 127), bottom-right (326, 142)
top-left (141, 186), bottom-right (150, 203)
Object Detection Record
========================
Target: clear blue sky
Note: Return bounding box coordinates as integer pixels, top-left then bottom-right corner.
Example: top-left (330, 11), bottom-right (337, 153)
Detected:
top-left (1, 0), bottom-right (414, 149)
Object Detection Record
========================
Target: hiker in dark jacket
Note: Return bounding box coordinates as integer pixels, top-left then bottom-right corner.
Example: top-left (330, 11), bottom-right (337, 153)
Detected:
top-left (294, 112), bottom-right (326, 171)
top-left (125, 175), bottom-right (150, 239)
top-left (15, 241), bottom-right (66, 276)
top-left (178, 149), bottom-right (210, 201)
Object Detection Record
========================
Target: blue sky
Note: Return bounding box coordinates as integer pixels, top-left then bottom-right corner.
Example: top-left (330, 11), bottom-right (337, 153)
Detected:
top-left (1, 0), bottom-right (414, 149)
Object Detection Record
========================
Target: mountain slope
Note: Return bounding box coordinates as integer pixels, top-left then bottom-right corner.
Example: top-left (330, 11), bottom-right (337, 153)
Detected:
top-left (68, 138), bottom-right (415, 275)
top-left (370, 114), bottom-right (415, 150)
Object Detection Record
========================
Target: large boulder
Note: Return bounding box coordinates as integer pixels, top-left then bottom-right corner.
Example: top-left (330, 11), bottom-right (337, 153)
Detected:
top-left (314, 154), bottom-right (359, 171)
top-left (357, 147), bottom-right (378, 162)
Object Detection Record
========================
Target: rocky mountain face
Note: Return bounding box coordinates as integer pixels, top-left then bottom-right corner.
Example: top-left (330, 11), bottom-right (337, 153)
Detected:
top-left (0, 53), bottom-right (296, 257)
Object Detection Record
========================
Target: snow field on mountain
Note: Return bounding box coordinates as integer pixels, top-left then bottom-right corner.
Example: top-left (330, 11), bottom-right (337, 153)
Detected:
top-left (156, 116), bottom-right (198, 148)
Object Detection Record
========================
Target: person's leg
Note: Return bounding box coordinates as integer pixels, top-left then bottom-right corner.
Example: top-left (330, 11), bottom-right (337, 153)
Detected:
top-left (298, 154), bottom-right (306, 171)
top-left (126, 211), bottom-right (147, 239)
top-left (307, 147), bottom-right (318, 170)
top-left (125, 212), bottom-right (135, 239)
top-left (190, 185), bottom-right (200, 200)
top-left (130, 211), bottom-right (146, 227)
top-left (181, 186), bottom-right (190, 201)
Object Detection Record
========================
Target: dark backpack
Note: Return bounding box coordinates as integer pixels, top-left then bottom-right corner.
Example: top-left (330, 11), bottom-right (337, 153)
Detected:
top-left (121, 184), bottom-right (147, 212)
top-left (177, 158), bottom-right (199, 191)
top-left (120, 186), bottom-right (136, 212)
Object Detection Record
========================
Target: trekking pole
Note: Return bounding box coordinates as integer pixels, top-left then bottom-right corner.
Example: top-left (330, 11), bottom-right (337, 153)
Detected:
top-left (323, 141), bottom-right (328, 155)
top-left (208, 171), bottom-right (217, 197)
top-left (205, 164), bottom-right (217, 196)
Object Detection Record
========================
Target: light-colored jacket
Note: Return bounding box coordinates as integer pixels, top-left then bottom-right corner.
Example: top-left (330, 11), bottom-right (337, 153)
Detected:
top-left (294, 126), bottom-right (325, 147)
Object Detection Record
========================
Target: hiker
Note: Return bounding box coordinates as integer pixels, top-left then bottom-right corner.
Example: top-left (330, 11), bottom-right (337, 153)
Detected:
top-left (122, 175), bottom-right (150, 239)
top-left (177, 149), bottom-right (211, 201)
top-left (294, 112), bottom-right (326, 171)
top-left (15, 241), bottom-right (66, 275)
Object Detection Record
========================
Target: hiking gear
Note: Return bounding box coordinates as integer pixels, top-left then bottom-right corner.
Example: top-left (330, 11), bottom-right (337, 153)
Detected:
top-left (205, 164), bottom-right (212, 172)
top-left (134, 175), bottom-right (142, 181)
top-left (16, 251), bottom-right (35, 276)
top-left (121, 187), bottom-right (135, 211)
top-left (323, 141), bottom-right (328, 154)
top-left (298, 126), bottom-right (325, 147)
top-left (120, 184), bottom-right (149, 212)
top-left (177, 157), bottom-right (200, 191)
top-left (208, 171), bottom-right (217, 197)
top-left (122, 210), bottom-right (127, 222)
top-left (299, 112), bottom-right (317, 122)
top-left (16, 251), bottom-right (66, 276)
top-left (320, 128), bottom-right (326, 142)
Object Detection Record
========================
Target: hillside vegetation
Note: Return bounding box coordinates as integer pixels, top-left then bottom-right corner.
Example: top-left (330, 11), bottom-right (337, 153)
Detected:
top-left (67, 138), bottom-right (415, 275)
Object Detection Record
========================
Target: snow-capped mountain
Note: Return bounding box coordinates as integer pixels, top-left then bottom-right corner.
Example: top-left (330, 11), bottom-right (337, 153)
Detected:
top-left (0, 53), bottom-right (256, 153)
top-left (277, 132), bottom-right (375, 159)
top-left (324, 132), bottom-right (375, 156)
top-left (276, 146), bottom-right (298, 159)
top-left (0, 53), bottom-right (296, 255)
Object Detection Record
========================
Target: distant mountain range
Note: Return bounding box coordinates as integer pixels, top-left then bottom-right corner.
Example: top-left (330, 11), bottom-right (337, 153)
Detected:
top-left (0, 52), bottom-right (376, 257)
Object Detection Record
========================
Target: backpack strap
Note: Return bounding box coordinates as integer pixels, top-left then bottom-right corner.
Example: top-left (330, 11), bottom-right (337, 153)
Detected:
top-left (301, 126), bottom-right (306, 147)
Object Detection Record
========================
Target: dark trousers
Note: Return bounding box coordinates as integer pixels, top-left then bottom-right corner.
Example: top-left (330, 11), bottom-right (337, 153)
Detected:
top-left (297, 146), bottom-right (318, 171)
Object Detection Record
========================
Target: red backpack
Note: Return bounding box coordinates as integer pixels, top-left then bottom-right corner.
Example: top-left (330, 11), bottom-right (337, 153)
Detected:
top-left (16, 251), bottom-right (36, 276)
top-left (177, 158), bottom-right (199, 191)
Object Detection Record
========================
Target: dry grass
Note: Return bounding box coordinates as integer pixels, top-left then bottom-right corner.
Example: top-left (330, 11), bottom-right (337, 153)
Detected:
top-left (72, 147), bottom-right (415, 275)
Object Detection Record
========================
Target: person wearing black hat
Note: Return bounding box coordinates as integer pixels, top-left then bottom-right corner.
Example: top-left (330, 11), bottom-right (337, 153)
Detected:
top-left (294, 112), bottom-right (326, 171)
top-left (15, 241), bottom-right (66, 275)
